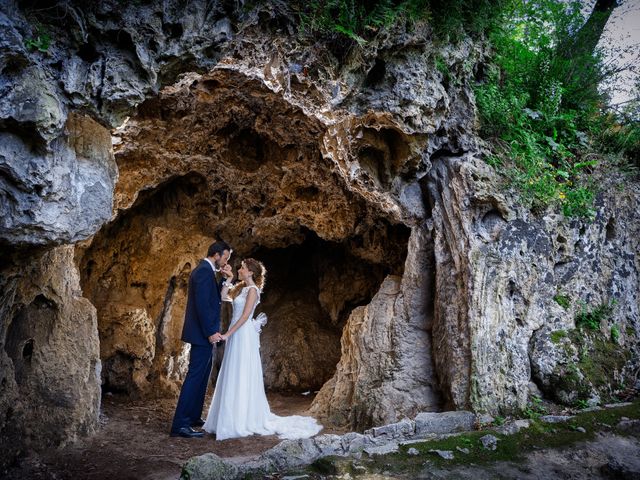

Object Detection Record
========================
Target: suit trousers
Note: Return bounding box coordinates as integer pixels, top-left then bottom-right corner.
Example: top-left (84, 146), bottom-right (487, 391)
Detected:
top-left (171, 343), bottom-right (215, 432)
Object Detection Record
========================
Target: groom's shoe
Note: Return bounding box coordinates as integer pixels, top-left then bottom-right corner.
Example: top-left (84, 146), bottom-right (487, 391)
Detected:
top-left (191, 418), bottom-right (205, 428)
top-left (170, 427), bottom-right (204, 438)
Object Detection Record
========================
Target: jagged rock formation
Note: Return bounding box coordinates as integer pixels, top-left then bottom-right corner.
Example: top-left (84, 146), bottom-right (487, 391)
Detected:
top-left (425, 155), bottom-right (640, 413)
top-left (0, 246), bottom-right (100, 463)
top-left (310, 227), bottom-right (441, 429)
top-left (0, 0), bottom-right (639, 471)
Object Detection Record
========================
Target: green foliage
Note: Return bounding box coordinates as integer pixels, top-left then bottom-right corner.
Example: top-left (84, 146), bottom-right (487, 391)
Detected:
top-left (610, 324), bottom-right (620, 344)
top-left (493, 415), bottom-right (505, 426)
top-left (475, 0), bottom-right (640, 217)
top-left (523, 395), bottom-right (548, 420)
top-left (427, 0), bottom-right (511, 41)
top-left (550, 329), bottom-right (567, 344)
top-left (553, 294), bottom-right (571, 309)
top-left (25, 26), bottom-right (51, 53)
top-left (296, 0), bottom-right (511, 51)
top-left (574, 399), bottom-right (589, 409)
top-left (576, 335), bottom-right (629, 393)
top-left (434, 53), bottom-right (450, 81)
top-left (339, 401), bottom-right (640, 475)
top-left (575, 301), bottom-right (614, 330)
top-left (297, 0), bottom-right (429, 49)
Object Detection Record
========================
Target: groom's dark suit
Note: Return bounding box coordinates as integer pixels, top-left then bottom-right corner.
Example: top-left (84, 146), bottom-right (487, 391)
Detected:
top-left (171, 259), bottom-right (224, 434)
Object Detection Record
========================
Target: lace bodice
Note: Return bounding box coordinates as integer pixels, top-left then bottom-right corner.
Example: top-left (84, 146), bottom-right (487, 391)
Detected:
top-left (230, 286), bottom-right (260, 327)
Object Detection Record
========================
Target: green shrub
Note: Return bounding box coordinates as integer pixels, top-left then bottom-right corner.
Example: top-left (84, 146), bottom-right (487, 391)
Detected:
top-left (574, 399), bottom-right (589, 409)
top-left (575, 301), bottom-right (614, 330)
top-left (474, 0), bottom-right (639, 218)
top-left (25, 26), bottom-right (50, 53)
top-left (296, 0), bottom-right (510, 49)
top-left (553, 294), bottom-right (571, 309)
top-left (550, 330), bottom-right (567, 344)
top-left (523, 395), bottom-right (548, 420)
top-left (610, 324), bottom-right (620, 344)
top-left (297, 0), bottom-right (430, 48)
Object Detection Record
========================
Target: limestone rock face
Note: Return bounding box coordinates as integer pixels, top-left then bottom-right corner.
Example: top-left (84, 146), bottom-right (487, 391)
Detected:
top-left (1, 0), bottom-right (639, 469)
top-left (0, 0), bottom-right (233, 246)
top-left (425, 154), bottom-right (640, 413)
top-left (0, 246), bottom-right (101, 467)
top-left (76, 67), bottom-right (413, 395)
top-left (0, 112), bottom-right (117, 246)
top-left (310, 227), bottom-right (441, 429)
top-left (527, 189), bottom-right (640, 405)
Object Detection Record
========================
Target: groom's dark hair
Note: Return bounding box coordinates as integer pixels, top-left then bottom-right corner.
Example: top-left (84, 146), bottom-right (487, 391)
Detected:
top-left (207, 240), bottom-right (231, 257)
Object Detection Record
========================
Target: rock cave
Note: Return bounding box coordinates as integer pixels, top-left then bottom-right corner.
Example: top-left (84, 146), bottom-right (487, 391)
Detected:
top-left (1, 1), bottom-right (639, 478)
top-left (73, 68), bottom-right (435, 429)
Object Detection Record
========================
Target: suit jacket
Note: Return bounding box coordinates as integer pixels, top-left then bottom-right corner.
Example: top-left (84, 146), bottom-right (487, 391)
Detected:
top-left (181, 260), bottom-right (224, 346)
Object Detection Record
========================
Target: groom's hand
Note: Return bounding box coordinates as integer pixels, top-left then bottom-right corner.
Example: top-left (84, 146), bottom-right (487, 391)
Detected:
top-left (209, 333), bottom-right (223, 344)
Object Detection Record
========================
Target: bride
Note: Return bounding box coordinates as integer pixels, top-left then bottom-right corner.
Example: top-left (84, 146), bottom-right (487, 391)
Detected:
top-left (203, 258), bottom-right (323, 441)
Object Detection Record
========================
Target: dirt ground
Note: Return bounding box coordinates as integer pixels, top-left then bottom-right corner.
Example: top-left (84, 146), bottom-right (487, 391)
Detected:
top-left (4, 391), bottom-right (335, 480)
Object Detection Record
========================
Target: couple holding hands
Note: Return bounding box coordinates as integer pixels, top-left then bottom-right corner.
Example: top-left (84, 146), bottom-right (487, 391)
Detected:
top-left (170, 241), bottom-right (322, 441)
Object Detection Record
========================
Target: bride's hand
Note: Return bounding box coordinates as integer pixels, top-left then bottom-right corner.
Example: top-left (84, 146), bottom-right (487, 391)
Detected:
top-left (221, 264), bottom-right (233, 280)
top-left (221, 333), bottom-right (229, 341)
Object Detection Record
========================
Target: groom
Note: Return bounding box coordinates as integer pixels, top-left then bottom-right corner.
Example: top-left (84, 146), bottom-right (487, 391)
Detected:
top-left (170, 240), bottom-right (233, 438)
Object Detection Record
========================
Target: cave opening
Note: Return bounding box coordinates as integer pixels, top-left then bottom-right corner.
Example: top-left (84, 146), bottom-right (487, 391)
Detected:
top-left (76, 70), bottom-right (414, 420)
top-left (77, 171), bottom-right (410, 398)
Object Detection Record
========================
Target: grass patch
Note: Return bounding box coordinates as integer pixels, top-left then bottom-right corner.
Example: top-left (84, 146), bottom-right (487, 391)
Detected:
top-left (474, 0), bottom-right (640, 218)
top-left (553, 294), bottom-right (571, 309)
top-left (365, 401), bottom-right (640, 473)
top-left (575, 301), bottom-right (615, 330)
top-left (276, 401), bottom-right (640, 479)
top-left (25, 25), bottom-right (51, 53)
top-left (610, 324), bottom-right (620, 344)
top-left (571, 332), bottom-right (631, 392)
top-left (550, 329), bottom-right (567, 344)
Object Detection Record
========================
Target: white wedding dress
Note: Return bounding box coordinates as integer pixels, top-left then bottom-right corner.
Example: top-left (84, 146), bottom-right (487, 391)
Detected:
top-left (203, 285), bottom-right (323, 441)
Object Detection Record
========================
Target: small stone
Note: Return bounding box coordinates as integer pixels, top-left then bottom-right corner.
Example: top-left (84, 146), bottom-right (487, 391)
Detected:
top-left (616, 419), bottom-right (640, 435)
top-left (496, 419), bottom-right (530, 436)
top-left (456, 447), bottom-right (470, 454)
top-left (429, 449), bottom-right (455, 460)
top-left (528, 381), bottom-right (543, 398)
top-left (367, 418), bottom-right (415, 438)
top-left (586, 396), bottom-right (601, 407)
top-left (415, 411), bottom-right (476, 436)
top-left (480, 434), bottom-right (498, 451)
top-left (539, 415), bottom-right (574, 424)
top-left (407, 448), bottom-right (420, 456)
top-left (181, 453), bottom-right (238, 480)
top-left (581, 406), bottom-right (602, 412)
top-left (476, 413), bottom-right (494, 426)
top-left (364, 443), bottom-right (399, 456)
top-left (604, 402), bottom-right (632, 409)
top-left (353, 464), bottom-right (367, 473)
top-left (576, 427), bottom-right (586, 433)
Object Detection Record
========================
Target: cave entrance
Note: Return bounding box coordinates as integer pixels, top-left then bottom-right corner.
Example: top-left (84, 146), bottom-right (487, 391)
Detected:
top-left (250, 229), bottom-right (403, 393)
top-left (76, 70), bottom-right (413, 409)
top-left (77, 190), bottom-right (408, 398)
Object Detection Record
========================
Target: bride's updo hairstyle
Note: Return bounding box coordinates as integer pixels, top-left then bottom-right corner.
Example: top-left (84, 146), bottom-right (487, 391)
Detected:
top-left (229, 258), bottom-right (266, 299)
